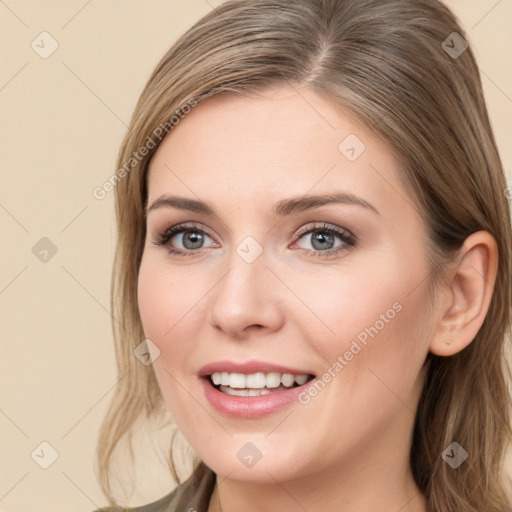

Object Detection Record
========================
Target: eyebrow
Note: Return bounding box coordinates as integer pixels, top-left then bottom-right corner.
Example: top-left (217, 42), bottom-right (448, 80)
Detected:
top-left (146, 191), bottom-right (380, 217)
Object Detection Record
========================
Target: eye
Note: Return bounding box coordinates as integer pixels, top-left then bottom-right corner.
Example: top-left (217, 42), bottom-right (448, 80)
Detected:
top-left (292, 223), bottom-right (356, 258)
top-left (152, 223), bottom-right (216, 256)
top-left (151, 221), bottom-right (357, 259)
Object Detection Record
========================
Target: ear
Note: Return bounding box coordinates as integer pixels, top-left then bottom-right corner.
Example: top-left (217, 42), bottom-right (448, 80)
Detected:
top-left (429, 231), bottom-right (498, 356)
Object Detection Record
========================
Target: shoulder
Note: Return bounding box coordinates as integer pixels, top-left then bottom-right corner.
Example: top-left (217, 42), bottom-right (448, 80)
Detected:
top-left (91, 461), bottom-right (216, 512)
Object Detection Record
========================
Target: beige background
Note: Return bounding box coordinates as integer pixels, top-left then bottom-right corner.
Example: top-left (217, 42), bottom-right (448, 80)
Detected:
top-left (1, 1), bottom-right (511, 511)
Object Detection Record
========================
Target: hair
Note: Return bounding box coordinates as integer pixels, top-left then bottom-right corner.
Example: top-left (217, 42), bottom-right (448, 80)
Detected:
top-left (95, 0), bottom-right (512, 510)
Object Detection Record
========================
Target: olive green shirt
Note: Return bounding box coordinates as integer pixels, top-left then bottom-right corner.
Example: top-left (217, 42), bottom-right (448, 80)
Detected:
top-left (93, 461), bottom-right (216, 512)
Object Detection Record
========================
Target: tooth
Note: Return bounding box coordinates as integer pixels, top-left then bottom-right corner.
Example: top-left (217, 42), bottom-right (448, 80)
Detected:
top-left (220, 386), bottom-right (272, 396)
top-left (222, 386), bottom-right (248, 396)
top-left (229, 373), bottom-right (246, 388)
top-left (281, 373), bottom-right (295, 387)
top-left (246, 372), bottom-right (266, 388)
top-left (248, 388), bottom-right (272, 396)
top-left (265, 372), bottom-right (282, 388)
top-left (212, 371), bottom-right (310, 390)
top-left (294, 374), bottom-right (308, 385)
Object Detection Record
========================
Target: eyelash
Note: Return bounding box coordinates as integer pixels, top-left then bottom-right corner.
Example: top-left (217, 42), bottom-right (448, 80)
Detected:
top-left (151, 222), bottom-right (357, 259)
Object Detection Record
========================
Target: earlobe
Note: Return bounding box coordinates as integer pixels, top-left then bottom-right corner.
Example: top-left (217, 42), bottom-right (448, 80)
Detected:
top-left (429, 231), bottom-right (498, 357)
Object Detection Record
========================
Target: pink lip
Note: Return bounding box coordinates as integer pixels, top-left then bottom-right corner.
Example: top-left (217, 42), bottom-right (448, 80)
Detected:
top-left (197, 360), bottom-right (316, 419)
top-left (197, 359), bottom-right (314, 377)
top-left (199, 376), bottom-right (317, 418)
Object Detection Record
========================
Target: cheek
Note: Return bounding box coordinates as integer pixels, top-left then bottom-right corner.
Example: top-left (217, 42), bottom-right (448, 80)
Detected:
top-left (137, 258), bottom-right (205, 415)
top-left (298, 250), bottom-right (431, 385)
top-left (136, 259), bottom-right (209, 420)
top-left (293, 267), bottom-right (431, 451)
top-left (137, 257), bottom-right (206, 346)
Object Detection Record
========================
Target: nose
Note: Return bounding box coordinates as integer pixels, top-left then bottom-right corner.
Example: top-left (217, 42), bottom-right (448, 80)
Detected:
top-left (207, 245), bottom-right (285, 339)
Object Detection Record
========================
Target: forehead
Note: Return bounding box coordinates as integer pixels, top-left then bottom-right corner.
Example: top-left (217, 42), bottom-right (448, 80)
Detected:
top-left (146, 86), bottom-right (407, 218)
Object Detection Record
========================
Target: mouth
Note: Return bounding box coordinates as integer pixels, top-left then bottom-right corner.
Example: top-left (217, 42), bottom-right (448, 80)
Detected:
top-left (198, 362), bottom-right (318, 417)
top-left (205, 371), bottom-right (316, 396)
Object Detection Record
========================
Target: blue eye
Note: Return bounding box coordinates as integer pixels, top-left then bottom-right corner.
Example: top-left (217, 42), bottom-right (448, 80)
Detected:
top-left (152, 223), bottom-right (216, 257)
top-left (293, 223), bottom-right (356, 257)
top-left (152, 222), bottom-right (356, 259)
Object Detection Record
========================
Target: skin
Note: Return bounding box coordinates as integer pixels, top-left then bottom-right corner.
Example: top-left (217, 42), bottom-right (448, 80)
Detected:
top-left (137, 85), bottom-right (497, 512)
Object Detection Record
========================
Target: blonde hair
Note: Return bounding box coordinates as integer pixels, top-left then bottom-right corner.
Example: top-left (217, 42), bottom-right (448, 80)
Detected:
top-left (95, 1), bottom-right (512, 510)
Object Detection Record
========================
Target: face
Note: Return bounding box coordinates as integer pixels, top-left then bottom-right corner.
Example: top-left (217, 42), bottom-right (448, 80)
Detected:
top-left (137, 85), bottom-right (434, 484)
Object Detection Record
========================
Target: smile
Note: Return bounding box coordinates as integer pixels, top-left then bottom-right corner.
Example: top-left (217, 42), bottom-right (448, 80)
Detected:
top-left (210, 371), bottom-right (313, 396)
top-left (198, 362), bottom-right (317, 418)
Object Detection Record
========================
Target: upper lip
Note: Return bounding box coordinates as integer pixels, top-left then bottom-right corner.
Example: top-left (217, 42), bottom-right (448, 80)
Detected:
top-left (198, 360), bottom-right (315, 377)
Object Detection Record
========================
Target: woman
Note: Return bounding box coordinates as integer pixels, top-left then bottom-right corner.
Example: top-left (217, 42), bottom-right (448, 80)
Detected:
top-left (93, 0), bottom-right (512, 511)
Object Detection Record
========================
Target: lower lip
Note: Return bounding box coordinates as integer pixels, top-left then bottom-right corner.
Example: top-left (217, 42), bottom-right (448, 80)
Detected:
top-left (200, 376), bottom-right (316, 418)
